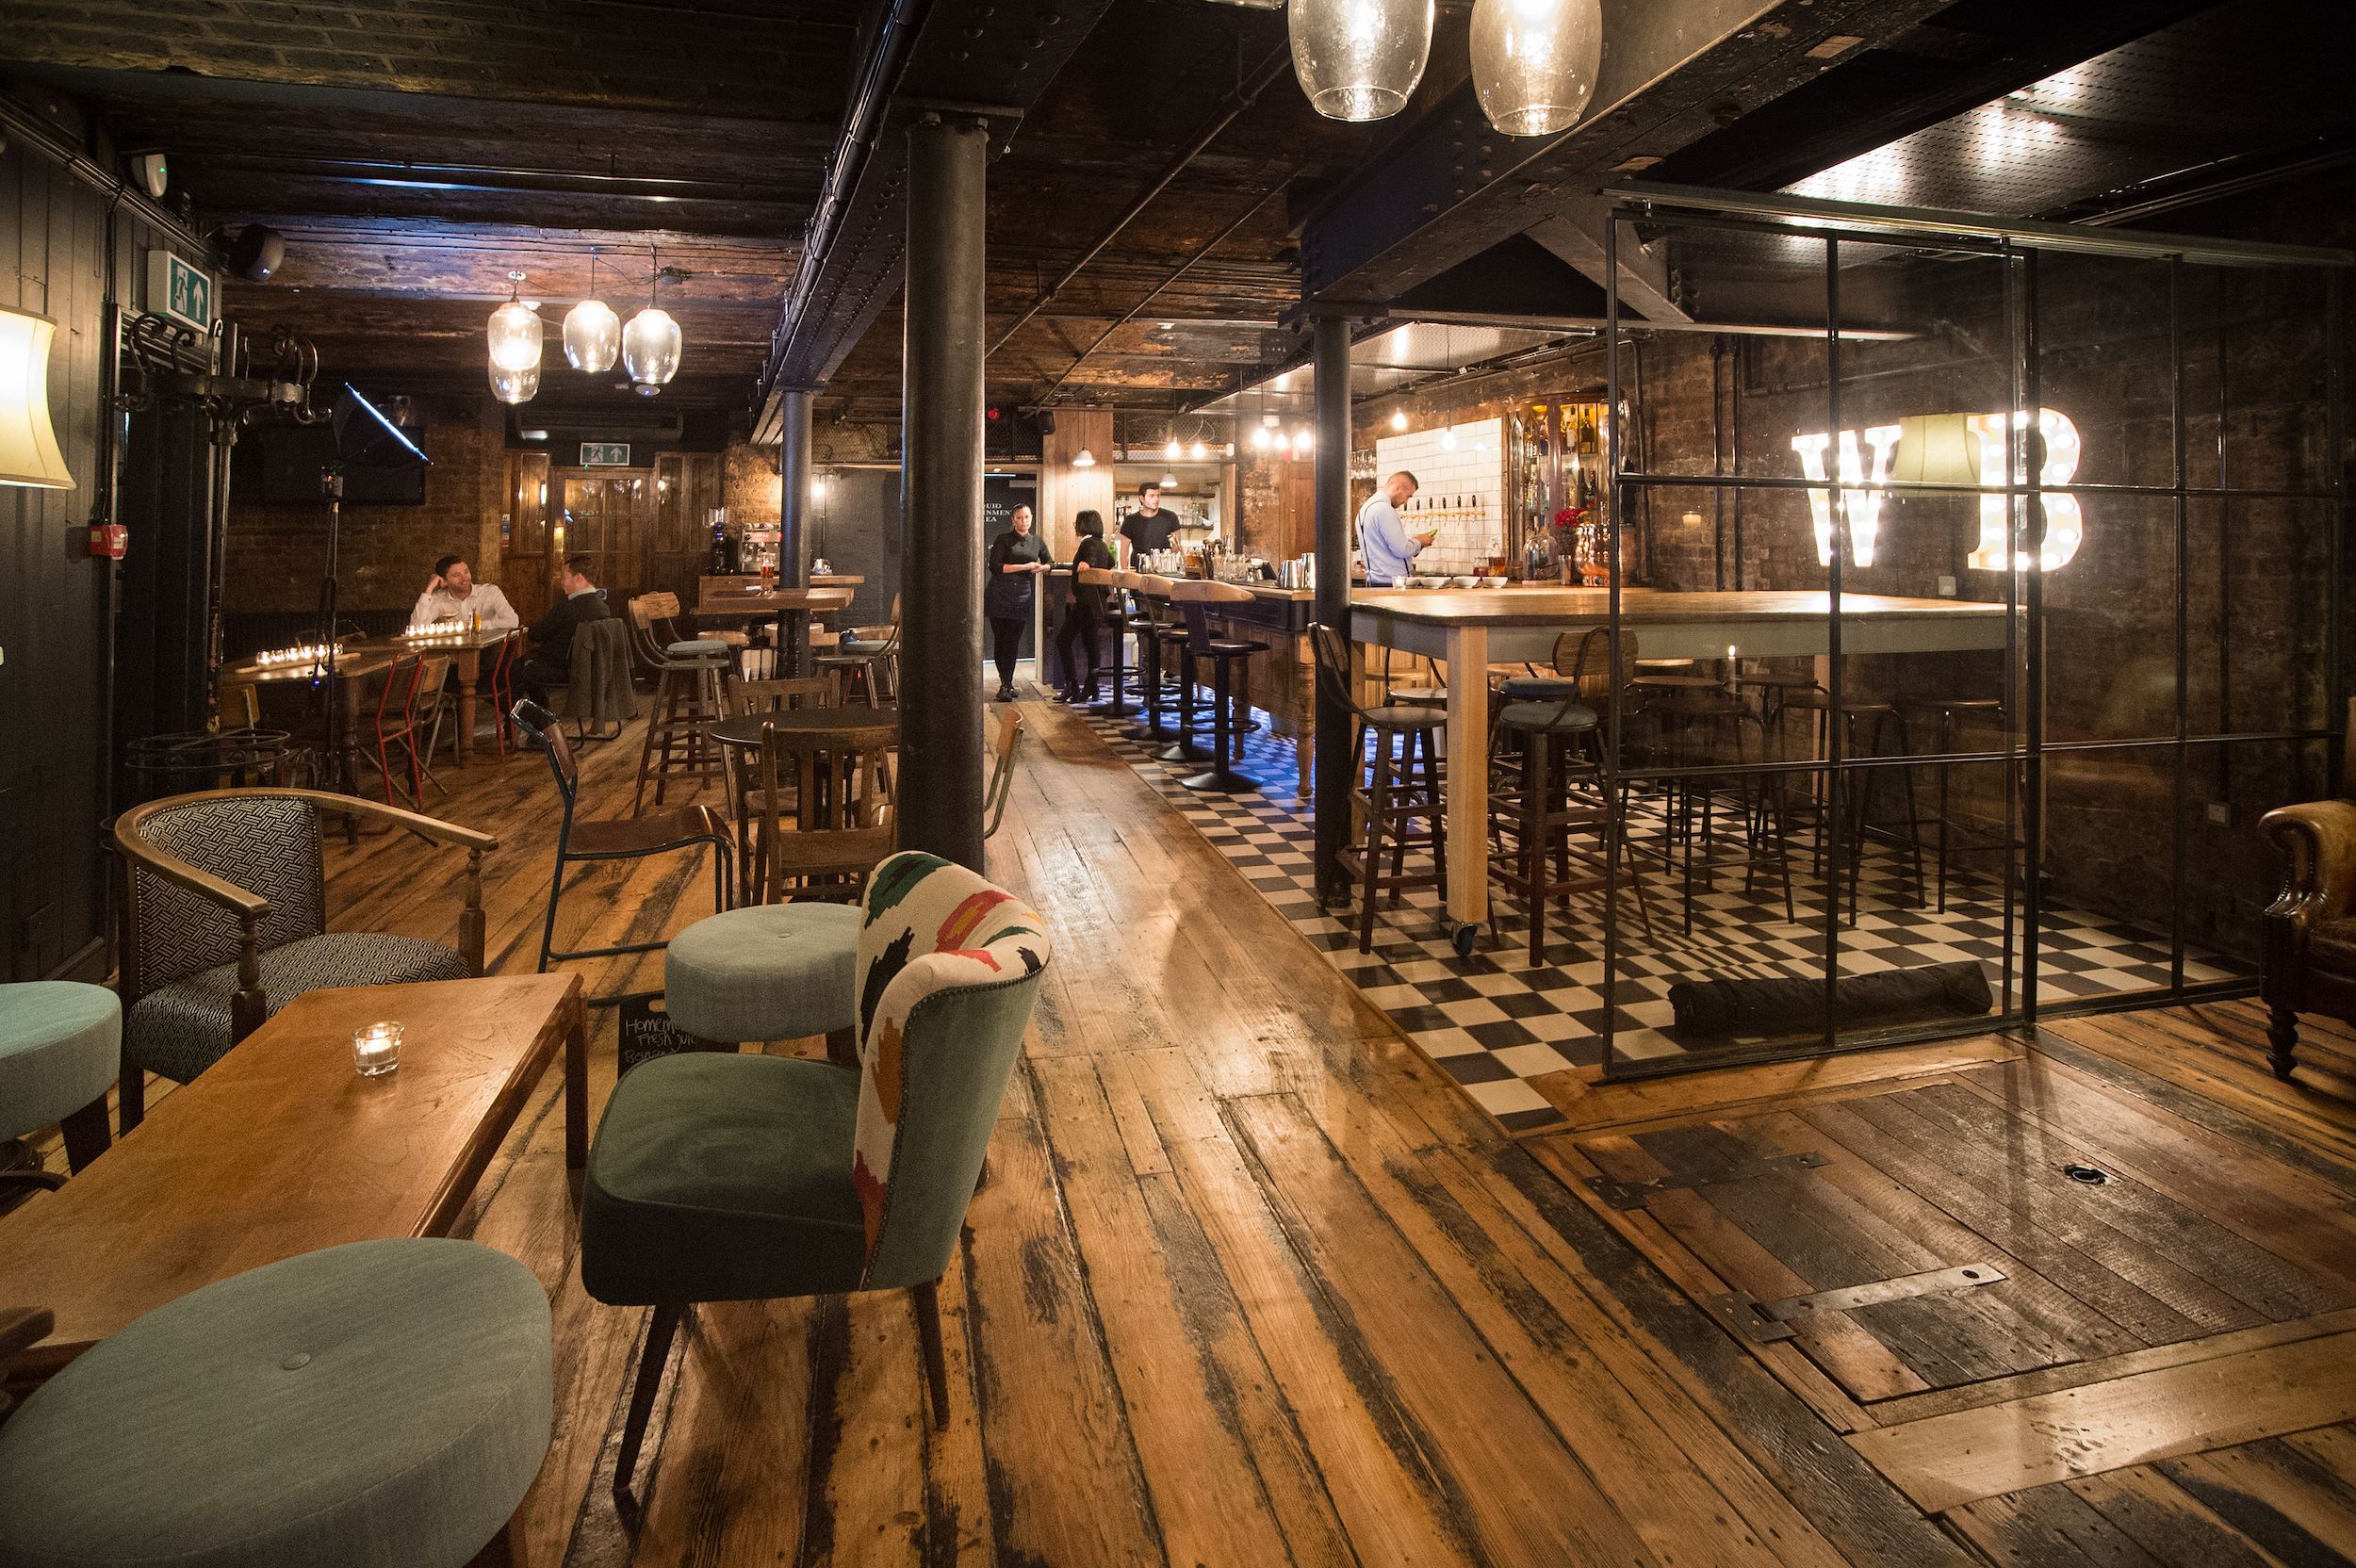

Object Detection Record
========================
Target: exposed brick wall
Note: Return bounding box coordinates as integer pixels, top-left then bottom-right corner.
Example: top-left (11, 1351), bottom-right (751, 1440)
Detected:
top-left (224, 393), bottom-right (503, 615)
top-left (724, 440), bottom-right (780, 535)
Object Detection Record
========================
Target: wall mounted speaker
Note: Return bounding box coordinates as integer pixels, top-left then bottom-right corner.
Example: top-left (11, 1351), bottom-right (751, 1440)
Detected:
top-left (1037, 409), bottom-right (1055, 435)
top-left (228, 226), bottom-right (286, 283)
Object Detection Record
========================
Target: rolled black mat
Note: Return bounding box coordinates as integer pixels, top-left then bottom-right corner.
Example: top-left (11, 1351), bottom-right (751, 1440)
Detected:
top-left (1667, 960), bottom-right (1992, 1037)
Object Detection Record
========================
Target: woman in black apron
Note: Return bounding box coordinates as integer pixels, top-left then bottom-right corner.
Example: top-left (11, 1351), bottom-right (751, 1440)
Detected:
top-left (1055, 509), bottom-right (1115, 703)
top-left (985, 504), bottom-right (1050, 701)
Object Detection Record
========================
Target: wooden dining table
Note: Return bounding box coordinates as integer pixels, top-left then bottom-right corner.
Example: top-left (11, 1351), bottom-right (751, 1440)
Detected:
top-left (707, 707), bottom-right (899, 903)
top-left (217, 627), bottom-right (518, 767)
top-left (1348, 587), bottom-right (2014, 931)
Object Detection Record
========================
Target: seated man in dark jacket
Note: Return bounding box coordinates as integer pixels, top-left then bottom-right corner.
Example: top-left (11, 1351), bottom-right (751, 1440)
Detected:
top-left (521, 554), bottom-right (613, 704)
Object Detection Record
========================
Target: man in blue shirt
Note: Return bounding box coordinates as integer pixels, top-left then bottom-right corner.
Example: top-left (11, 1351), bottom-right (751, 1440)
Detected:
top-left (1355, 470), bottom-right (1432, 584)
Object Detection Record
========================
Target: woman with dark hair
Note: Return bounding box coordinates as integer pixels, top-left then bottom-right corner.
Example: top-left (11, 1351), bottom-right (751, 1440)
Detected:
top-left (984, 504), bottom-right (1050, 702)
top-left (1055, 509), bottom-right (1114, 703)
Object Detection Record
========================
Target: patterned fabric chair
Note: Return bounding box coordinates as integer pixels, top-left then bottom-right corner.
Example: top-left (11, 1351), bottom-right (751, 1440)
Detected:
top-left (581, 850), bottom-right (1051, 1499)
top-left (112, 789), bottom-right (495, 1132)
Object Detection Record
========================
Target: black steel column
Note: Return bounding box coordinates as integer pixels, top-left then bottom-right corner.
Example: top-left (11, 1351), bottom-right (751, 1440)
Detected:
top-left (900, 113), bottom-right (990, 869)
top-left (1313, 314), bottom-right (1352, 900)
top-left (778, 387), bottom-right (812, 590)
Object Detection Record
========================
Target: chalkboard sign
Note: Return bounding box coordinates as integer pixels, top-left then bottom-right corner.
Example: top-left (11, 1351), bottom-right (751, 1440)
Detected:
top-left (982, 473), bottom-right (1034, 541)
top-left (616, 992), bottom-right (724, 1077)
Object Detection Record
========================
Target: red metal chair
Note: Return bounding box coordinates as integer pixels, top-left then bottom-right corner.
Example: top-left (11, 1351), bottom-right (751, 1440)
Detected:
top-left (485, 632), bottom-right (522, 757)
top-left (371, 654), bottom-right (434, 809)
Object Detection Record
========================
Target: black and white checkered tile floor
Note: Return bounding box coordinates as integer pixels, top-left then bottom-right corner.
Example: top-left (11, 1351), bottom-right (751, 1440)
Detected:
top-left (1069, 696), bottom-right (2247, 1135)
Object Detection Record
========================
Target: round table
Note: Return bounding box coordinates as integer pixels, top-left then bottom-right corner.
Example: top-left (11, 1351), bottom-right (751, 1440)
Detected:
top-left (705, 707), bottom-right (900, 750)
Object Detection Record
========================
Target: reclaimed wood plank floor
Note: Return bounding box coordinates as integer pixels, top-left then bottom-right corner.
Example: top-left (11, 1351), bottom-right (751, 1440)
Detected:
top-left (45, 693), bottom-right (2356, 1566)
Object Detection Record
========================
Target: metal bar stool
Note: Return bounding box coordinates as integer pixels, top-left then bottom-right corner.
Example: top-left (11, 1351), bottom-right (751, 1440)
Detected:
top-left (1895, 694), bottom-right (2013, 912)
top-left (1167, 580), bottom-right (1268, 793)
top-left (1123, 574), bottom-right (1181, 744)
top-left (1093, 571), bottom-right (1142, 718)
top-left (1311, 624), bottom-right (1446, 954)
top-left (1488, 629), bottom-right (1659, 964)
top-left (1781, 690), bottom-right (1930, 922)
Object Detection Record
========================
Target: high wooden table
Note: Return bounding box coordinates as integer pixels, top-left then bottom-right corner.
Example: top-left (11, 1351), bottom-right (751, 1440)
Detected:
top-left (0, 973), bottom-right (586, 1379)
top-left (1348, 588), bottom-right (2013, 931)
top-left (695, 583), bottom-right (858, 675)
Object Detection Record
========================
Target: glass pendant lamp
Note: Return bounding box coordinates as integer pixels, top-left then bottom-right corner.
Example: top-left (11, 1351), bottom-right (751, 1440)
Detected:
top-left (563, 249), bottom-right (621, 373)
top-left (488, 361), bottom-right (539, 405)
top-left (1290, 0), bottom-right (1434, 122)
top-left (1470, 0), bottom-right (1603, 135)
top-left (624, 246), bottom-right (683, 388)
top-left (485, 271), bottom-right (542, 374)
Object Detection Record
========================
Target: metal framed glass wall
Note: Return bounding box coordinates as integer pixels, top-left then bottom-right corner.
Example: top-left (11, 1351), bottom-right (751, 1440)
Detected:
top-left (1590, 185), bottom-right (2349, 1080)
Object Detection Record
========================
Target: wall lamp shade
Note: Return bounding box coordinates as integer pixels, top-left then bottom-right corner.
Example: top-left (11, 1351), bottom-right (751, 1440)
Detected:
top-left (0, 308), bottom-right (74, 490)
top-left (563, 297), bottom-right (621, 373)
top-left (623, 306), bottom-right (681, 386)
top-left (1890, 414), bottom-right (1977, 484)
top-left (1290, 0), bottom-right (1434, 122)
top-left (488, 361), bottom-right (539, 405)
top-left (1072, 448), bottom-right (1096, 467)
top-left (1469, 0), bottom-right (1602, 136)
top-left (486, 299), bottom-right (543, 374)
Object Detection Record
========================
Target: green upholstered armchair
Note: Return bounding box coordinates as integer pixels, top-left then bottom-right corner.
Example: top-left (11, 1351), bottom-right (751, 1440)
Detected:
top-left (2260, 784), bottom-right (2356, 1080)
top-left (112, 789), bottom-right (495, 1131)
top-left (581, 849), bottom-right (1051, 1501)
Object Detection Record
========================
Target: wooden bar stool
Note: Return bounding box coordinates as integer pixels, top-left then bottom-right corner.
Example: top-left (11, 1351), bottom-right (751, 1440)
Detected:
top-left (1167, 580), bottom-right (1267, 793)
top-left (628, 594), bottom-right (730, 816)
top-left (1311, 625), bottom-right (1446, 954)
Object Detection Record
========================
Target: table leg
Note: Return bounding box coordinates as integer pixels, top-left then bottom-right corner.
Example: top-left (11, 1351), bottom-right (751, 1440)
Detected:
top-left (1445, 626), bottom-right (1489, 928)
top-left (454, 646), bottom-right (480, 766)
top-left (564, 996), bottom-right (588, 1170)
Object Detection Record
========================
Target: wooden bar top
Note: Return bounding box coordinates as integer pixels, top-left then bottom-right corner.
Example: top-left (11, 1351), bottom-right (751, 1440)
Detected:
top-left (0, 973), bottom-right (584, 1375)
top-left (1349, 586), bottom-right (2009, 628)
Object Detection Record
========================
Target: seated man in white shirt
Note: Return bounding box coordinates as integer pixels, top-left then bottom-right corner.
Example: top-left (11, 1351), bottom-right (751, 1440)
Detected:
top-left (410, 554), bottom-right (519, 632)
top-left (1355, 470), bottom-right (1434, 585)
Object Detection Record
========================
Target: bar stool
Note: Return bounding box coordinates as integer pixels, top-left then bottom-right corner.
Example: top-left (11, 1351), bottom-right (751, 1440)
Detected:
top-left (815, 594), bottom-right (900, 707)
top-left (1781, 690), bottom-right (1929, 921)
top-left (1895, 694), bottom-right (2012, 912)
top-left (1072, 565), bottom-right (1122, 708)
top-left (1637, 680), bottom-right (1796, 932)
top-left (628, 594), bottom-right (730, 815)
top-left (1311, 625), bottom-right (1446, 954)
top-left (1167, 580), bottom-right (1267, 793)
top-left (1093, 571), bottom-right (1143, 718)
top-left (1488, 629), bottom-right (1658, 964)
top-left (1126, 575), bottom-right (1191, 753)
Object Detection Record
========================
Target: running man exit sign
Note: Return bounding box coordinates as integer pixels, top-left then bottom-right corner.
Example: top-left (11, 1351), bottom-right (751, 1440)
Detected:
top-left (146, 252), bottom-right (214, 331)
top-left (581, 443), bottom-right (631, 466)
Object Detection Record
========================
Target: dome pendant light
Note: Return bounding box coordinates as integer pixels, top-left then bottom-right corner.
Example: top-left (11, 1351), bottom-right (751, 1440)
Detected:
top-left (1470, 0), bottom-right (1603, 136)
top-left (563, 249), bottom-right (621, 373)
top-left (624, 245), bottom-right (683, 389)
top-left (485, 271), bottom-right (542, 374)
top-left (1290, 0), bottom-right (1434, 122)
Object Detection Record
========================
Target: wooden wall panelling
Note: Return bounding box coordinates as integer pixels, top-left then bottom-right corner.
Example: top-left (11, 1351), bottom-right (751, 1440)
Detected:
top-left (502, 449), bottom-right (553, 624)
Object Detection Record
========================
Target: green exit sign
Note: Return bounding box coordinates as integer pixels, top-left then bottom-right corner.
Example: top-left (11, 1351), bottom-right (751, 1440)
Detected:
top-left (581, 442), bottom-right (631, 466)
top-left (146, 251), bottom-right (214, 331)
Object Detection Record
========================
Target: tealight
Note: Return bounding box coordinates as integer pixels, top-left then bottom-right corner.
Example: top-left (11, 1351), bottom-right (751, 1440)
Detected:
top-left (352, 1021), bottom-right (402, 1076)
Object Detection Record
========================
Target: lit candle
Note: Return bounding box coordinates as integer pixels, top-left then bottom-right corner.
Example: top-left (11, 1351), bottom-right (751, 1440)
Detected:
top-left (352, 1021), bottom-right (402, 1077)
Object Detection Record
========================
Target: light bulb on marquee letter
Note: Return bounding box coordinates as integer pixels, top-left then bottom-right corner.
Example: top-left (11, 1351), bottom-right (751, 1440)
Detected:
top-left (1791, 425), bottom-right (1901, 567)
top-left (1967, 409), bottom-right (2083, 572)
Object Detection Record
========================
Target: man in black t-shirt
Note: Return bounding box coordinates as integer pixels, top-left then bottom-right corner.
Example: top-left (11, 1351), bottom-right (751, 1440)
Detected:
top-left (1119, 482), bottom-right (1181, 563)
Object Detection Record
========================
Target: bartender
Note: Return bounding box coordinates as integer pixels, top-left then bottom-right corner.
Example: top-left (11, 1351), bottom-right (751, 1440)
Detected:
top-left (1118, 482), bottom-right (1181, 564)
top-left (1355, 470), bottom-right (1432, 585)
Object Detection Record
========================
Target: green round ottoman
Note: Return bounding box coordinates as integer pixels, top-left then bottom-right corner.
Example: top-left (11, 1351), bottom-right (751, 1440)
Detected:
top-left (0, 1238), bottom-right (551, 1568)
top-left (663, 901), bottom-right (860, 1043)
top-left (0, 983), bottom-right (119, 1145)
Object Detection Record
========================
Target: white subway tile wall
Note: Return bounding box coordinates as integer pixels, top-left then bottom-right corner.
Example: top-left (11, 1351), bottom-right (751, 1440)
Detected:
top-left (1371, 418), bottom-right (1506, 576)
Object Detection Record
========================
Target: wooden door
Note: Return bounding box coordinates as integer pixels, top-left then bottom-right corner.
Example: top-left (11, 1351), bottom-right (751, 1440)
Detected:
top-left (650, 452), bottom-right (721, 603)
top-left (500, 451), bottom-right (554, 625)
top-left (552, 469), bottom-right (656, 606)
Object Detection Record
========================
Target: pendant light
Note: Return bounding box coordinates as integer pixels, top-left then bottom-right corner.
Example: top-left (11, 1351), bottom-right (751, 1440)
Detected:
top-left (1189, 440), bottom-right (1207, 461)
top-left (485, 271), bottom-right (542, 374)
top-left (1072, 448), bottom-right (1096, 467)
top-left (624, 245), bottom-right (682, 388)
top-left (0, 306), bottom-right (74, 489)
top-left (488, 361), bottom-right (539, 405)
top-left (1470, 0), bottom-right (1603, 136)
top-left (1290, 0), bottom-right (1434, 122)
top-left (1165, 434), bottom-right (1182, 460)
top-left (563, 249), bottom-right (621, 373)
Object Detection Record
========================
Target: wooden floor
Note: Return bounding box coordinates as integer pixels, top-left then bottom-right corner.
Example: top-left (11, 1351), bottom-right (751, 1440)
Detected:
top-left (55, 691), bottom-right (2356, 1566)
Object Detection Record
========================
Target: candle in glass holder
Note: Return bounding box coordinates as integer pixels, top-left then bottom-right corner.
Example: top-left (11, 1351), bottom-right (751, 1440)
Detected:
top-left (352, 1021), bottom-right (402, 1077)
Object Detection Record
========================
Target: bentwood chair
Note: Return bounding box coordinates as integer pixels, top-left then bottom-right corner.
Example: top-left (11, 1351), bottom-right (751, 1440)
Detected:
top-left (583, 851), bottom-right (1052, 1499)
top-left (111, 789), bottom-right (493, 1132)
top-left (746, 715), bottom-right (897, 906)
top-left (514, 700), bottom-right (731, 989)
